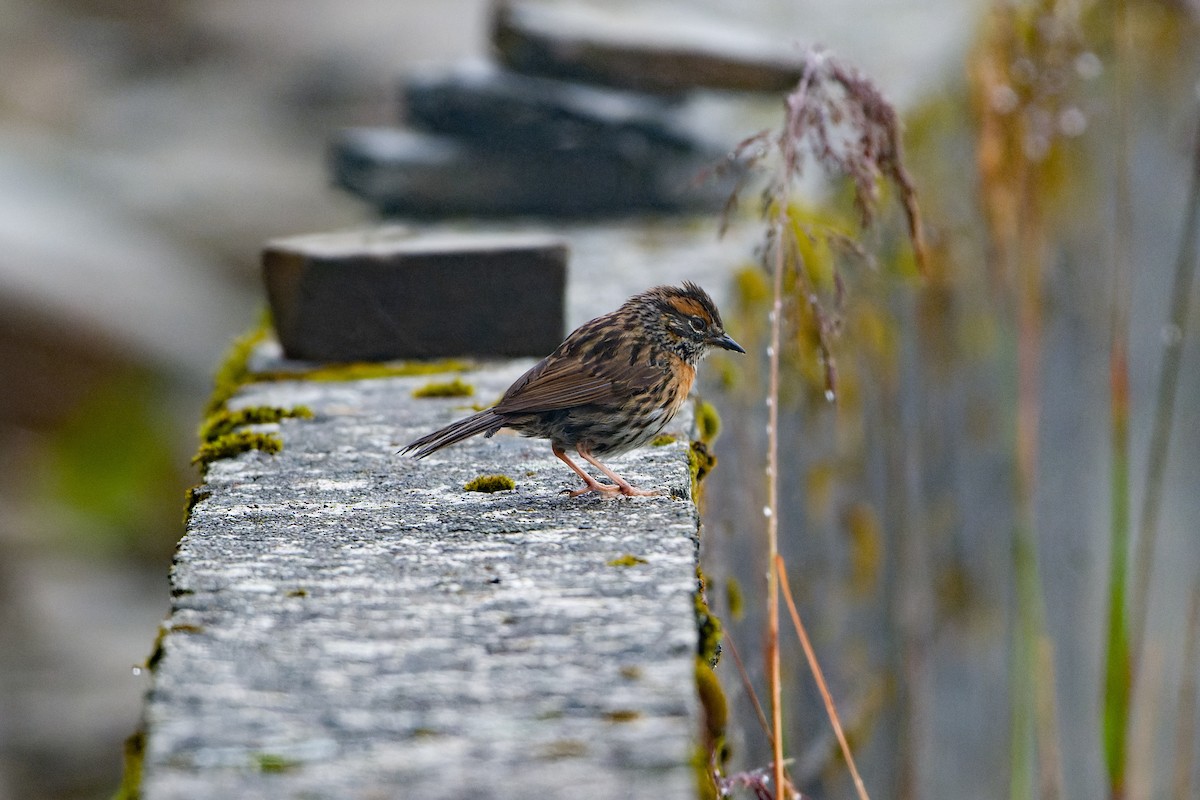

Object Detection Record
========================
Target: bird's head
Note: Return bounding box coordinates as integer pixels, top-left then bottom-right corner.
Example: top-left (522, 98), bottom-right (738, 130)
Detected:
top-left (634, 282), bottom-right (745, 365)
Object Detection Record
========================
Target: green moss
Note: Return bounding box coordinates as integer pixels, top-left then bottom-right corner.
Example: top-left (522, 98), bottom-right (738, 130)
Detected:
top-left (412, 378), bottom-right (475, 398)
top-left (694, 399), bottom-right (721, 444)
top-left (199, 405), bottom-right (313, 442)
top-left (204, 318), bottom-right (470, 412)
top-left (196, 320), bottom-right (309, 481)
top-left (695, 657), bottom-right (730, 771)
top-left (463, 474), bottom-right (515, 493)
top-left (693, 741), bottom-right (719, 800)
top-left (695, 568), bottom-right (723, 666)
top-left (256, 359), bottom-right (471, 383)
top-left (286, 588), bottom-right (309, 598)
top-left (695, 658), bottom-right (729, 740)
top-left (693, 569), bottom-right (729, 792)
top-left (253, 753), bottom-right (298, 773)
top-left (143, 621), bottom-right (205, 673)
top-left (603, 709), bottom-right (642, 723)
top-left (192, 431), bottom-right (282, 476)
top-left (112, 728), bottom-right (145, 800)
top-left (650, 433), bottom-right (677, 446)
top-left (688, 441), bottom-right (717, 491)
top-left (724, 577), bottom-right (744, 621)
top-left (145, 625), bottom-right (168, 672)
top-left (183, 486), bottom-right (212, 523)
top-left (607, 554), bottom-right (648, 567)
top-left (205, 322), bottom-right (270, 417)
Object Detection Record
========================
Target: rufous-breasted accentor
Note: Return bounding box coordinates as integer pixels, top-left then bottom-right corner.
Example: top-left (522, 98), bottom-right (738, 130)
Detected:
top-left (403, 282), bottom-right (743, 496)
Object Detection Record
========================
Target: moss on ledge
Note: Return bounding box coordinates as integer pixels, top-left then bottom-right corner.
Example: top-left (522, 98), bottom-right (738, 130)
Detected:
top-left (463, 474), bottom-right (515, 493)
top-left (413, 378), bottom-right (475, 398)
top-left (112, 728), bottom-right (146, 800)
top-left (183, 486), bottom-right (213, 524)
top-left (192, 431), bottom-right (282, 476)
top-left (694, 568), bottom-right (722, 667)
top-left (204, 323), bottom-right (270, 417)
top-left (694, 568), bottom-right (728, 798)
top-left (195, 319), bottom-right (471, 483)
top-left (257, 359), bottom-right (471, 384)
top-left (199, 405), bottom-right (314, 442)
top-left (694, 657), bottom-right (729, 797)
top-left (694, 399), bottom-right (721, 444)
top-left (688, 441), bottom-right (716, 493)
top-left (202, 317), bottom-right (471, 417)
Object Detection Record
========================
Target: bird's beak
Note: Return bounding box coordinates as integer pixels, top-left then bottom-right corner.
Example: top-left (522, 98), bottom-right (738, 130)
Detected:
top-left (710, 332), bottom-right (746, 354)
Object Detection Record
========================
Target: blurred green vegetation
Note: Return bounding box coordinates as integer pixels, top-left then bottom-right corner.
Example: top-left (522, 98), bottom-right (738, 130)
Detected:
top-left (704, 2), bottom-right (1200, 798)
top-left (34, 367), bottom-right (189, 561)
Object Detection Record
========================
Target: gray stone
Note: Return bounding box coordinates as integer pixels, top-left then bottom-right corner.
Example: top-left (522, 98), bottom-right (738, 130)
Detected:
top-left (403, 62), bottom-right (702, 157)
top-left (331, 126), bottom-right (733, 218)
top-left (492, 0), bottom-right (808, 95)
top-left (140, 354), bottom-right (703, 799)
top-left (262, 228), bottom-right (567, 361)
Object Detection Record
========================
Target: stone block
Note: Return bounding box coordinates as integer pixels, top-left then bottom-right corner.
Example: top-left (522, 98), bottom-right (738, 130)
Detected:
top-left (403, 62), bottom-right (700, 157)
top-left (262, 228), bottom-right (567, 361)
top-left (331, 127), bottom-right (732, 218)
top-left (492, 0), bottom-right (808, 95)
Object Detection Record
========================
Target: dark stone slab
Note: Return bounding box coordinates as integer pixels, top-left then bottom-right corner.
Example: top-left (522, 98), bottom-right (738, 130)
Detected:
top-left (403, 62), bottom-right (700, 157)
top-left (262, 229), bottom-right (566, 361)
top-left (331, 127), bottom-right (732, 218)
top-left (492, 0), bottom-right (807, 94)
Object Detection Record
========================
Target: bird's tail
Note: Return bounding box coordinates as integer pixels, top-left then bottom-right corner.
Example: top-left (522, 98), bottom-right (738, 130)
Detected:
top-left (401, 409), bottom-right (505, 458)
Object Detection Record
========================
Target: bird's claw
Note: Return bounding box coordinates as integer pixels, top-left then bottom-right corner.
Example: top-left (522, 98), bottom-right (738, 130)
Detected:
top-left (561, 482), bottom-right (658, 498)
top-left (562, 481), bottom-right (621, 497)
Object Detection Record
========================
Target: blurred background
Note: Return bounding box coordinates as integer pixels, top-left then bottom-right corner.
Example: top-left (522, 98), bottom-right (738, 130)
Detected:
top-left (0, 1), bottom-right (1196, 799)
top-left (0, 2), bottom-right (485, 797)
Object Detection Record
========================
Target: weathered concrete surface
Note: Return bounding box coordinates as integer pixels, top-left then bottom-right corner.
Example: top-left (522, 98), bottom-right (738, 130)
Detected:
top-left (141, 353), bottom-right (703, 799)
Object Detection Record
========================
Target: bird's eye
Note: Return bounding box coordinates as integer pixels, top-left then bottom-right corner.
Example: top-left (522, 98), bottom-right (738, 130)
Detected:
top-left (688, 315), bottom-right (706, 333)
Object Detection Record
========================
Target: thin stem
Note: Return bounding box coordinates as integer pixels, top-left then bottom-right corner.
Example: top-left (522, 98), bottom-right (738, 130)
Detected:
top-left (1130, 109), bottom-right (1200, 663)
top-left (766, 204), bottom-right (786, 799)
top-left (1011, 143), bottom-right (1046, 800)
top-left (725, 631), bottom-right (775, 746)
top-left (1103, 1), bottom-right (1135, 796)
top-left (778, 555), bottom-right (871, 800)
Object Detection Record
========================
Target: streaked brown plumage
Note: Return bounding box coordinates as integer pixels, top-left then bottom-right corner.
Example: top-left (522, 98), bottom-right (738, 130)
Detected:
top-left (403, 282), bottom-right (744, 496)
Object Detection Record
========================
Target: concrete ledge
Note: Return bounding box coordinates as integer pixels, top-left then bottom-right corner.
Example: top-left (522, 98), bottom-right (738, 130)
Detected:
top-left (140, 352), bottom-right (703, 799)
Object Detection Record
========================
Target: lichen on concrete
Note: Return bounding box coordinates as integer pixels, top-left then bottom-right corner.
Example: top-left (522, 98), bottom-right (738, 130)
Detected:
top-left (140, 353), bottom-right (703, 800)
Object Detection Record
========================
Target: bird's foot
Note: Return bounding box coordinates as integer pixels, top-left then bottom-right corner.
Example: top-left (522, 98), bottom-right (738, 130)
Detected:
top-left (560, 481), bottom-right (659, 498)
top-left (617, 484), bottom-right (660, 497)
top-left (561, 479), bottom-right (622, 497)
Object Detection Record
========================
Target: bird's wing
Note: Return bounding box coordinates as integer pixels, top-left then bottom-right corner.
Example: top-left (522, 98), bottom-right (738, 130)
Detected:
top-left (493, 355), bottom-right (662, 414)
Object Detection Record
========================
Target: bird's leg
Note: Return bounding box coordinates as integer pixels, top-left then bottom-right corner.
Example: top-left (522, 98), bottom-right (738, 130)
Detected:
top-left (553, 445), bottom-right (620, 497)
top-left (576, 444), bottom-right (659, 497)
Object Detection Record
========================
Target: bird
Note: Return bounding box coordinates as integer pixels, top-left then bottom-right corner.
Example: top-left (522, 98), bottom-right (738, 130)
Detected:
top-left (402, 282), bottom-right (744, 496)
